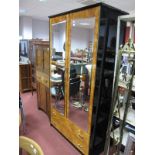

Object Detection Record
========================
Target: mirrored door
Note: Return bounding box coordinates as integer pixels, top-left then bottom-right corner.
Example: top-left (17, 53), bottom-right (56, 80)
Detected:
top-left (67, 7), bottom-right (100, 133)
top-left (68, 17), bottom-right (95, 131)
top-left (50, 19), bottom-right (67, 115)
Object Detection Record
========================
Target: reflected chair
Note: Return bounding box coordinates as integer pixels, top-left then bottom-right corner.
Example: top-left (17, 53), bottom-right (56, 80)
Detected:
top-left (53, 67), bottom-right (77, 100)
top-left (19, 136), bottom-right (44, 155)
top-left (70, 77), bottom-right (81, 97)
top-left (85, 64), bottom-right (91, 91)
top-left (70, 77), bottom-right (81, 108)
top-left (51, 67), bottom-right (81, 108)
top-left (70, 67), bottom-right (89, 110)
top-left (51, 69), bottom-right (64, 111)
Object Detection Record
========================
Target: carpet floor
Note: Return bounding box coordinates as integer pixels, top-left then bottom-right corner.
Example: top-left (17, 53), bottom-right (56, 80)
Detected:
top-left (20, 91), bottom-right (81, 155)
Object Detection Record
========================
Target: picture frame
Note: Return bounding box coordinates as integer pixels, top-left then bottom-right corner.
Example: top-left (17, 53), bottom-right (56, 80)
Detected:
top-left (19, 39), bottom-right (29, 57)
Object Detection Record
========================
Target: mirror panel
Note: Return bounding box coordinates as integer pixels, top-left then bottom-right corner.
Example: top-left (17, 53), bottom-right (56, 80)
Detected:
top-left (68, 17), bottom-right (95, 131)
top-left (50, 21), bottom-right (66, 115)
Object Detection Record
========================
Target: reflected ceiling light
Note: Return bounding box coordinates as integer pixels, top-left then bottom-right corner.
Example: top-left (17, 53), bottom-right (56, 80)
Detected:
top-left (73, 21), bottom-right (76, 27)
top-left (19, 9), bottom-right (26, 13)
top-left (52, 21), bottom-right (66, 26)
top-left (59, 21), bottom-right (66, 24)
top-left (80, 23), bottom-right (90, 26)
top-left (39, 0), bottom-right (47, 2)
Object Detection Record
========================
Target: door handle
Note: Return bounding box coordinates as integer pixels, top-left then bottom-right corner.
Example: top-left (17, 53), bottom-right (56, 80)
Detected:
top-left (78, 133), bottom-right (84, 140)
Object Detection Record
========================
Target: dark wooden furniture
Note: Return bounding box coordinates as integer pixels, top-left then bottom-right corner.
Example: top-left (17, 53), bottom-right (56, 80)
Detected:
top-left (29, 39), bottom-right (44, 93)
top-left (19, 64), bottom-right (32, 92)
top-left (49, 3), bottom-right (126, 155)
top-left (37, 81), bottom-right (50, 118)
top-left (35, 42), bottom-right (51, 119)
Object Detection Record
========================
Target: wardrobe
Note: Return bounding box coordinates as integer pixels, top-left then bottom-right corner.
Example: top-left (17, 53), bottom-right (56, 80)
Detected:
top-left (48, 3), bottom-right (126, 155)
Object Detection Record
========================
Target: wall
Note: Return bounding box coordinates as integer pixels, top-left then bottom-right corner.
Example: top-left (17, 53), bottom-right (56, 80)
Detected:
top-left (32, 19), bottom-right (49, 40)
top-left (19, 16), bottom-right (49, 40)
top-left (19, 16), bottom-right (22, 37)
top-left (19, 16), bottom-right (124, 49)
top-left (19, 16), bottom-right (94, 50)
top-left (52, 23), bottom-right (66, 52)
top-left (19, 16), bottom-right (32, 39)
top-left (52, 24), bottom-right (94, 59)
top-left (53, 26), bottom-right (93, 53)
top-left (71, 27), bottom-right (93, 53)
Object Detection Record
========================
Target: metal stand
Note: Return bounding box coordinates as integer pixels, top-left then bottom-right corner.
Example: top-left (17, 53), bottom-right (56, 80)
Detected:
top-left (104, 14), bottom-right (135, 155)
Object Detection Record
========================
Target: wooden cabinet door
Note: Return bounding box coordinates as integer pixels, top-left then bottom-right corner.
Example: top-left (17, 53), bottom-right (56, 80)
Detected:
top-left (37, 81), bottom-right (41, 108)
top-left (37, 81), bottom-right (45, 111)
top-left (45, 86), bottom-right (50, 118)
top-left (39, 83), bottom-right (46, 112)
top-left (36, 46), bottom-right (43, 71)
top-left (37, 81), bottom-right (50, 119)
top-left (43, 47), bottom-right (50, 75)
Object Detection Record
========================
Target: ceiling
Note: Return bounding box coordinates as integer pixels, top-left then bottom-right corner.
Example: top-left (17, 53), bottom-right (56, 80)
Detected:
top-left (19, 0), bottom-right (135, 21)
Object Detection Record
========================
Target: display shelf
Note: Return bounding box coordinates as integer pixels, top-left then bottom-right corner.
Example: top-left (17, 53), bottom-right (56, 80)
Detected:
top-left (114, 107), bottom-right (135, 127)
top-left (118, 80), bottom-right (135, 92)
top-left (110, 128), bottom-right (135, 146)
top-left (103, 14), bottom-right (135, 155)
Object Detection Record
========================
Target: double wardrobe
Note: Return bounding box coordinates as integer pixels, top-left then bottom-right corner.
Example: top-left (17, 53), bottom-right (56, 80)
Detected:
top-left (35, 3), bottom-right (126, 155)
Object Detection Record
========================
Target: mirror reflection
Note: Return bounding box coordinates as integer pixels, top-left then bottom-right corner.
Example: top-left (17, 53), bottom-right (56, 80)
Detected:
top-left (69, 17), bottom-right (95, 131)
top-left (50, 21), bottom-right (66, 115)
